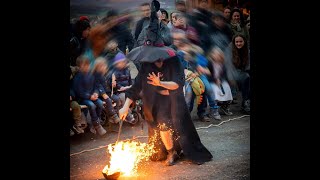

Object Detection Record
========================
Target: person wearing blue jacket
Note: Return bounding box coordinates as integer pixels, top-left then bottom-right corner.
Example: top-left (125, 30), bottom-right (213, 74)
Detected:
top-left (73, 55), bottom-right (107, 136)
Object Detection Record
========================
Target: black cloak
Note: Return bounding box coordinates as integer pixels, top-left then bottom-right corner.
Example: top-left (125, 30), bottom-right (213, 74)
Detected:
top-left (125, 56), bottom-right (213, 164)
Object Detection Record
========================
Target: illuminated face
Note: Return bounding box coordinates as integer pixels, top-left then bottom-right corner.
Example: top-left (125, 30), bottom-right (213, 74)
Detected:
top-left (97, 63), bottom-right (107, 74)
top-left (80, 61), bottom-right (90, 73)
top-left (232, 12), bottom-right (241, 23)
top-left (224, 9), bottom-right (231, 19)
top-left (171, 13), bottom-right (178, 25)
top-left (234, 36), bottom-right (245, 49)
top-left (106, 40), bottom-right (118, 52)
top-left (174, 15), bottom-right (186, 27)
top-left (161, 12), bottom-right (168, 21)
top-left (115, 60), bottom-right (127, 70)
top-left (154, 59), bottom-right (164, 68)
top-left (213, 17), bottom-right (224, 28)
top-left (199, 0), bottom-right (208, 9)
top-left (172, 32), bottom-right (186, 48)
top-left (141, 5), bottom-right (151, 18)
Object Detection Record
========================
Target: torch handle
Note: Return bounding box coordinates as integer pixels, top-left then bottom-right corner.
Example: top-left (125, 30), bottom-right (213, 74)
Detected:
top-left (116, 120), bottom-right (123, 143)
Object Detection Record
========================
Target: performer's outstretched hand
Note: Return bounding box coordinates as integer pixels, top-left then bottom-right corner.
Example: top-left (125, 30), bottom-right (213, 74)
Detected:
top-left (147, 72), bottom-right (161, 86)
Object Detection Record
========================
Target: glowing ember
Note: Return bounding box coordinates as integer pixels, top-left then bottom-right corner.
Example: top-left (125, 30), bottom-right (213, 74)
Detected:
top-left (102, 140), bottom-right (156, 177)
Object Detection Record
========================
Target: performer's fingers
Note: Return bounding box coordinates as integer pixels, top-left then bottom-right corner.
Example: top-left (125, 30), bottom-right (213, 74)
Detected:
top-left (152, 72), bottom-right (156, 77)
top-left (147, 76), bottom-right (153, 80)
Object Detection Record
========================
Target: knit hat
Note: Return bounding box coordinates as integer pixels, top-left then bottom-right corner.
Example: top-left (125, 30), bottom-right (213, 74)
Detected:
top-left (112, 52), bottom-right (127, 65)
top-left (79, 16), bottom-right (89, 22)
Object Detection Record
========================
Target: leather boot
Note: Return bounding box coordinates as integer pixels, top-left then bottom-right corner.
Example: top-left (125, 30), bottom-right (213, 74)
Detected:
top-left (165, 148), bottom-right (179, 166)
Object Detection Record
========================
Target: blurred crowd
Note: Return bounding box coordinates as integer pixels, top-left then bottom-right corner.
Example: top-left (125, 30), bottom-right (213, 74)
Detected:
top-left (69, 0), bottom-right (251, 137)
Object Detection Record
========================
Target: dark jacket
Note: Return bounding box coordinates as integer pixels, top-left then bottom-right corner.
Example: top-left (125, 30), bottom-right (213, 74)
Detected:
top-left (93, 72), bottom-right (108, 96)
top-left (73, 71), bottom-right (98, 101)
top-left (70, 35), bottom-right (88, 66)
top-left (134, 17), bottom-right (150, 41)
top-left (136, 22), bottom-right (172, 47)
top-left (70, 21), bottom-right (90, 66)
top-left (103, 71), bottom-right (115, 95)
top-left (113, 67), bottom-right (132, 90)
top-left (70, 88), bottom-right (76, 100)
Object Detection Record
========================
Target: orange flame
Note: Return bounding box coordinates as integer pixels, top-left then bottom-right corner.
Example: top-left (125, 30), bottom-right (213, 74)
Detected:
top-left (102, 139), bottom-right (156, 177)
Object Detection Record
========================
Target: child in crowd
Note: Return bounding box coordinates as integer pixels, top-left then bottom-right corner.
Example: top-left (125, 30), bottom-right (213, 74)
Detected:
top-left (92, 57), bottom-right (121, 124)
top-left (111, 52), bottom-right (136, 124)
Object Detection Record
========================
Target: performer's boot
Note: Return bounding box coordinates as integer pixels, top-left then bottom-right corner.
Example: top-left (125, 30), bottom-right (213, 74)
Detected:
top-left (165, 148), bottom-right (179, 166)
top-left (160, 130), bottom-right (179, 166)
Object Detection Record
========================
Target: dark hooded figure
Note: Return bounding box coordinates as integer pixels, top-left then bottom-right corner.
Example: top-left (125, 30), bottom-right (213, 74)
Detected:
top-left (119, 0), bottom-right (212, 166)
top-left (70, 20), bottom-right (90, 66)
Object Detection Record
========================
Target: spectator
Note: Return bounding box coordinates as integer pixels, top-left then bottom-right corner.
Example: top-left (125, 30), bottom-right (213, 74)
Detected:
top-left (175, 0), bottom-right (187, 13)
top-left (230, 34), bottom-right (250, 113)
top-left (207, 47), bottom-right (233, 115)
top-left (223, 6), bottom-right (232, 23)
top-left (111, 52), bottom-right (136, 124)
top-left (136, 9), bottom-right (172, 47)
top-left (70, 20), bottom-right (90, 66)
top-left (229, 8), bottom-right (250, 46)
top-left (73, 55), bottom-right (107, 135)
top-left (134, 2), bottom-right (151, 41)
top-left (159, 8), bottom-right (169, 25)
top-left (92, 57), bottom-right (121, 124)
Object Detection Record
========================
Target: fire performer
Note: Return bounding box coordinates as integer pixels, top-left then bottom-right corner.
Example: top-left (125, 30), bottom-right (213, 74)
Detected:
top-left (119, 0), bottom-right (212, 166)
